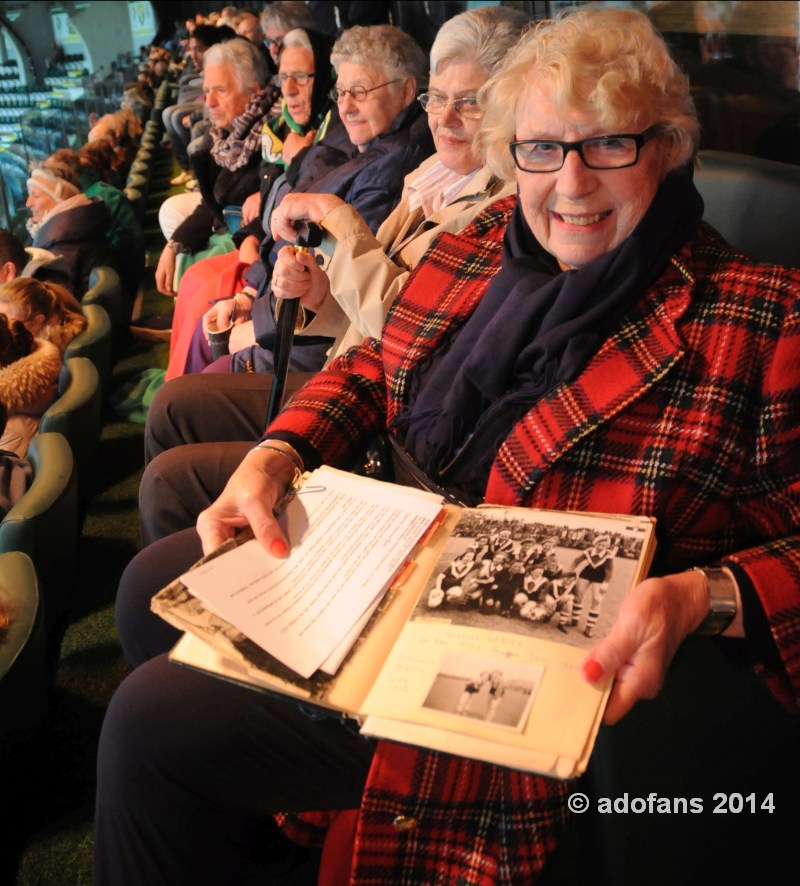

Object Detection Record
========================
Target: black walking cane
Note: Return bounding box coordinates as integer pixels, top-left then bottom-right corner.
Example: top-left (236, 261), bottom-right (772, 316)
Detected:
top-left (265, 220), bottom-right (323, 426)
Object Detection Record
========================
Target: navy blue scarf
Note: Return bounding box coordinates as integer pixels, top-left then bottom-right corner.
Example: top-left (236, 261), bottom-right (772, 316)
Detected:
top-left (394, 168), bottom-right (704, 505)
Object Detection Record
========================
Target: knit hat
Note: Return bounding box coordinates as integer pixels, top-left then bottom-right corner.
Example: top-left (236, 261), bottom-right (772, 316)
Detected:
top-left (26, 167), bottom-right (81, 203)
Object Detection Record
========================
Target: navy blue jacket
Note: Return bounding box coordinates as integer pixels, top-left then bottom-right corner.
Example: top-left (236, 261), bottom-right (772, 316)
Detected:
top-left (32, 197), bottom-right (115, 294)
top-left (244, 100), bottom-right (434, 364)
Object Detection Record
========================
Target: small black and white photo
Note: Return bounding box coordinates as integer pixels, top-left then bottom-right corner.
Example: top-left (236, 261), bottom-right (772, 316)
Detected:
top-left (412, 509), bottom-right (647, 648)
top-left (421, 651), bottom-right (543, 731)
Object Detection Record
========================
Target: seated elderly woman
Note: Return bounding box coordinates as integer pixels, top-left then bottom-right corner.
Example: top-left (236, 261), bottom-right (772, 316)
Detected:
top-left (25, 165), bottom-right (115, 294)
top-left (165, 26), bottom-right (336, 378)
top-left (0, 278), bottom-right (86, 456)
top-left (170, 23), bottom-right (433, 378)
top-left (43, 148), bottom-right (145, 307)
top-left (153, 37), bottom-right (279, 297)
top-left (95, 8), bottom-right (800, 885)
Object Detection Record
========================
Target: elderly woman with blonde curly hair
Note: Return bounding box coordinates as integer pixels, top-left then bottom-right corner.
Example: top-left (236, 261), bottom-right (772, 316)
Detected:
top-left (96, 8), bottom-right (800, 884)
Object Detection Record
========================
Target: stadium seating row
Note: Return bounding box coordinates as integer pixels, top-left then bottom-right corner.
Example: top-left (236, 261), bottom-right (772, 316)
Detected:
top-left (1, 72), bottom-right (173, 747)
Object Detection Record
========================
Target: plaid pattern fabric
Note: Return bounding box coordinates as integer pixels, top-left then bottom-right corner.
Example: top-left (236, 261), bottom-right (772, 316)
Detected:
top-left (271, 194), bottom-right (800, 882)
top-left (350, 745), bottom-right (569, 884)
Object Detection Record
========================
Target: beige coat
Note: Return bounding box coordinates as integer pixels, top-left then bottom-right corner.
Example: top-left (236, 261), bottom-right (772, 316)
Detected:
top-left (298, 157), bottom-right (515, 363)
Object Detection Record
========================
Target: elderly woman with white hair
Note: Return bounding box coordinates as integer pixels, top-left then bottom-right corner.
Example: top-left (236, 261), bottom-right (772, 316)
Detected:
top-left (154, 37), bottom-right (278, 296)
top-left (96, 7), bottom-right (800, 884)
top-left (25, 165), bottom-right (114, 293)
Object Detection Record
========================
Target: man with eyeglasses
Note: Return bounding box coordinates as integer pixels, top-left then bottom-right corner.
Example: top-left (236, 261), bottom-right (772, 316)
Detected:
top-left (273, 69), bottom-right (316, 159)
top-left (327, 68), bottom-right (414, 152)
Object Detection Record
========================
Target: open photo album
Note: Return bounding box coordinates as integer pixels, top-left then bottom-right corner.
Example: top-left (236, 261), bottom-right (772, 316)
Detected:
top-left (152, 465), bottom-right (657, 779)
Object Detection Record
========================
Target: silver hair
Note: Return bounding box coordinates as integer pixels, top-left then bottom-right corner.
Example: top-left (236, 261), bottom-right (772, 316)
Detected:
top-left (203, 37), bottom-right (268, 93)
top-left (430, 5), bottom-right (529, 77)
top-left (281, 27), bottom-right (313, 54)
top-left (260, 1), bottom-right (318, 34)
top-left (331, 24), bottom-right (426, 82)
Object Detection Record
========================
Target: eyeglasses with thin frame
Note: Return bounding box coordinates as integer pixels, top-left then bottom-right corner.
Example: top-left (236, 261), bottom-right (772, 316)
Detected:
top-left (510, 128), bottom-right (656, 173)
top-left (418, 93), bottom-right (482, 120)
top-left (329, 79), bottom-right (401, 103)
top-left (265, 37), bottom-right (283, 51)
top-left (272, 72), bottom-right (315, 88)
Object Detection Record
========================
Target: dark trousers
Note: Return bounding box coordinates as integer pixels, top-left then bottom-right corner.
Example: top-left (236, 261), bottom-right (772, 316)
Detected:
top-left (95, 528), bottom-right (375, 885)
top-left (139, 372), bottom-right (315, 545)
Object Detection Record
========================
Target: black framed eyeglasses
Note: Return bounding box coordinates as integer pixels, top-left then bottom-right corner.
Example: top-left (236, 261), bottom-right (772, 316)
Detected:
top-left (510, 128), bottom-right (657, 173)
top-left (418, 93), bottom-right (482, 120)
top-left (272, 72), bottom-right (314, 87)
top-left (329, 79), bottom-right (401, 103)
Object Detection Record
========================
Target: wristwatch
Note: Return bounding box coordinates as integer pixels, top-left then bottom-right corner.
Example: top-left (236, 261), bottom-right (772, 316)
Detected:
top-left (692, 567), bottom-right (738, 635)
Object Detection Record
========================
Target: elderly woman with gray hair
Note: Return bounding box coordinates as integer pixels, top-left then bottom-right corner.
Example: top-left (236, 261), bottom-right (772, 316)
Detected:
top-left (154, 37), bottom-right (278, 296)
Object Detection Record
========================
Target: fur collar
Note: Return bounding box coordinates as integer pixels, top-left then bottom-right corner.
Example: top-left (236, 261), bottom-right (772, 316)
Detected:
top-left (39, 311), bottom-right (87, 354)
top-left (0, 338), bottom-right (62, 414)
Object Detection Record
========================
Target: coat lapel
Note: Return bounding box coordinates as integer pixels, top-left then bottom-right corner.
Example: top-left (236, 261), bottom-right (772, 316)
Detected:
top-left (488, 257), bottom-right (696, 505)
top-left (386, 206), bottom-right (426, 257)
top-left (384, 199), bottom-right (515, 422)
top-left (387, 168), bottom-right (498, 259)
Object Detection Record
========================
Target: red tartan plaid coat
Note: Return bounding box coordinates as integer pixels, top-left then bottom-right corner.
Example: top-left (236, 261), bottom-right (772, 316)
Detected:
top-left (271, 195), bottom-right (800, 884)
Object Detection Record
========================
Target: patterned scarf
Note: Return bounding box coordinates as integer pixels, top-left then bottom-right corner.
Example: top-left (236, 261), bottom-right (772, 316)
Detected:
top-left (396, 168), bottom-right (704, 505)
top-left (210, 84), bottom-right (279, 171)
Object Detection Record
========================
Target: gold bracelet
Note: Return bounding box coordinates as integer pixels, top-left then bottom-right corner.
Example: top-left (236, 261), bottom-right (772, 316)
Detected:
top-left (247, 445), bottom-right (302, 503)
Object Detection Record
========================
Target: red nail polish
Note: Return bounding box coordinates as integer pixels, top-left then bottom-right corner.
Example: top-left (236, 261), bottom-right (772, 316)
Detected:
top-left (270, 538), bottom-right (289, 557)
top-left (583, 659), bottom-right (604, 683)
